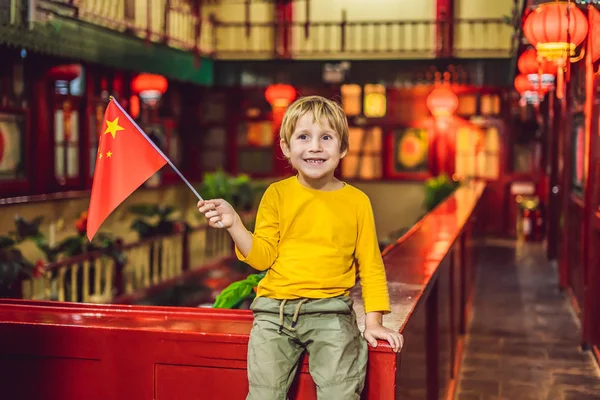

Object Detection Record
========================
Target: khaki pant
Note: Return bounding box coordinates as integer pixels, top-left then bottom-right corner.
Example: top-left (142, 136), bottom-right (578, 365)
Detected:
top-left (246, 296), bottom-right (368, 400)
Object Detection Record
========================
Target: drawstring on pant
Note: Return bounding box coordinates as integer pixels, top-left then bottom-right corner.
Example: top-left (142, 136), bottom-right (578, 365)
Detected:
top-left (278, 299), bottom-right (308, 333)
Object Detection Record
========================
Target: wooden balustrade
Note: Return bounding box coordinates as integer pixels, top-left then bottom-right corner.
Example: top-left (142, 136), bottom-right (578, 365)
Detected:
top-left (21, 1), bottom-right (511, 58)
top-left (19, 212), bottom-right (256, 305)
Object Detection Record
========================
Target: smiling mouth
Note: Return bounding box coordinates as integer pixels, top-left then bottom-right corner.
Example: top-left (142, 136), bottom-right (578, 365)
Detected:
top-left (304, 158), bottom-right (326, 164)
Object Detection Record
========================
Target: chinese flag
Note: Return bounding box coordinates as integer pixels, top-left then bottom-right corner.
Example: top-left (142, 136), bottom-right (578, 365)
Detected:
top-left (87, 99), bottom-right (167, 241)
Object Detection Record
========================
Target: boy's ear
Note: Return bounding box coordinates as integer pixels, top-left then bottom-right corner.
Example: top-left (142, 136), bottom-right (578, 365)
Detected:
top-left (340, 147), bottom-right (348, 159)
top-left (280, 139), bottom-right (291, 159)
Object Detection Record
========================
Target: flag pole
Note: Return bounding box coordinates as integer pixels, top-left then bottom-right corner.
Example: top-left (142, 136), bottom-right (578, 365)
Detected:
top-left (110, 97), bottom-right (224, 227)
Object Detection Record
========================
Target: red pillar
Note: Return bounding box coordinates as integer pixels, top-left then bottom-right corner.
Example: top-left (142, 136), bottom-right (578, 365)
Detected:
top-left (275, 0), bottom-right (293, 58)
top-left (436, 0), bottom-right (454, 58)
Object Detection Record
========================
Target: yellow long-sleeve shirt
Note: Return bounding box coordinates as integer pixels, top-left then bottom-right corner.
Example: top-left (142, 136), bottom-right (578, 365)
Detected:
top-left (236, 176), bottom-right (390, 314)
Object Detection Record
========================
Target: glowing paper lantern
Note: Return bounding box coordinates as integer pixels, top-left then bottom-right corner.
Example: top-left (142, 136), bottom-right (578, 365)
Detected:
top-left (47, 64), bottom-right (81, 81)
top-left (523, 2), bottom-right (588, 61)
top-left (426, 85), bottom-right (458, 117)
top-left (131, 74), bottom-right (168, 106)
top-left (265, 84), bottom-right (296, 108)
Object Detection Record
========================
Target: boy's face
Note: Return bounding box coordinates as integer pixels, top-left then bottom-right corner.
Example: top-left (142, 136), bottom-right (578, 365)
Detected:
top-left (280, 113), bottom-right (347, 183)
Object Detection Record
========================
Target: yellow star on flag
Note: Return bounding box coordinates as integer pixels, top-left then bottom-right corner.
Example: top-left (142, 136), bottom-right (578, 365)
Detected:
top-left (104, 117), bottom-right (125, 139)
top-left (99, 153), bottom-right (103, 159)
top-left (106, 151), bottom-right (113, 158)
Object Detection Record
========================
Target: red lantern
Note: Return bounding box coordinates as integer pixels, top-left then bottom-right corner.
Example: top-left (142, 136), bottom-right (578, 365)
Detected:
top-left (514, 74), bottom-right (533, 94)
top-left (265, 84), bottom-right (296, 108)
top-left (518, 48), bottom-right (539, 75)
top-left (131, 74), bottom-right (168, 105)
top-left (47, 64), bottom-right (81, 81)
top-left (523, 2), bottom-right (588, 61)
top-left (517, 48), bottom-right (557, 75)
top-left (426, 85), bottom-right (458, 117)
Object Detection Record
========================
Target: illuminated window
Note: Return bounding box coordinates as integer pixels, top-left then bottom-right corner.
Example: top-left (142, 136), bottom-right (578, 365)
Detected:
top-left (480, 94), bottom-right (501, 115)
top-left (363, 84), bottom-right (386, 118)
top-left (54, 101), bottom-right (80, 180)
top-left (456, 95), bottom-right (476, 116)
top-left (341, 84), bottom-right (362, 116)
top-left (572, 117), bottom-right (585, 194)
top-left (455, 127), bottom-right (478, 179)
top-left (341, 127), bottom-right (382, 180)
top-left (455, 125), bottom-right (500, 180)
top-left (0, 112), bottom-right (26, 180)
top-left (237, 121), bottom-right (273, 174)
top-left (479, 127), bottom-right (500, 180)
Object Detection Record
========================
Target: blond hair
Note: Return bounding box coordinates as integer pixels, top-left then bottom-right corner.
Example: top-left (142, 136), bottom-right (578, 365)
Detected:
top-left (279, 96), bottom-right (349, 153)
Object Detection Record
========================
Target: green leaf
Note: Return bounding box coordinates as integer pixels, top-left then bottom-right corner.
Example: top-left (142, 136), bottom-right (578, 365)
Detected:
top-left (130, 219), bottom-right (154, 238)
top-left (212, 272), bottom-right (266, 309)
top-left (13, 215), bottom-right (44, 239)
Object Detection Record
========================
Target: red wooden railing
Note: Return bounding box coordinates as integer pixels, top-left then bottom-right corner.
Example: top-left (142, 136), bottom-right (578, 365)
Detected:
top-left (0, 182), bottom-right (485, 400)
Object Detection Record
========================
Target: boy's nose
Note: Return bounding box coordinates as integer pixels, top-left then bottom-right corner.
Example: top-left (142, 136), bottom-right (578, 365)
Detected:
top-left (308, 139), bottom-right (322, 151)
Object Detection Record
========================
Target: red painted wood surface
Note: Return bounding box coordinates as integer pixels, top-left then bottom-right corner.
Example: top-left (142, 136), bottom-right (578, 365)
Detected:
top-left (0, 183), bottom-right (484, 399)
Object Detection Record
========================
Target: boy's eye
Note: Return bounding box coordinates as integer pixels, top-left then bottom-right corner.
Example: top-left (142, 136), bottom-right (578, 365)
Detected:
top-left (322, 134), bottom-right (332, 140)
top-left (298, 134), bottom-right (308, 140)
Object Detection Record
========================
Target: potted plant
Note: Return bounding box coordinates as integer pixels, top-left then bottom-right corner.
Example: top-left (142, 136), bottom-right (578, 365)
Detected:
top-left (423, 174), bottom-right (460, 212)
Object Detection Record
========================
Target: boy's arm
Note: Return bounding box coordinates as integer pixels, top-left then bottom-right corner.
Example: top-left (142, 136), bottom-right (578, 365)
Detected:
top-left (356, 196), bottom-right (403, 353)
top-left (355, 196), bottom-right (391, 314)
top-left (234, 186), bottom-right (280, 271)
top-left (227, 215), bottom-right (253, 257)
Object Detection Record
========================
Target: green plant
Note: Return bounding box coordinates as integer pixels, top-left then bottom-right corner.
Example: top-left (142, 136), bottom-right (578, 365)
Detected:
top-left (212, 271), bottom-right (266, 309)
top-left (0, 213), bottom-right (126, 297)
top-left (52, 211), bottom-right (125, 263)
top-left (423, 174), bottom-right (460, 212)
top-left (200, 170), bottom-right (266, 211)
top-left (1, 215), bottom-right (60, 296)
top-left (0, 235), bottom-right (33, 295)
top-left (128, 203), bottom-right (185, 239)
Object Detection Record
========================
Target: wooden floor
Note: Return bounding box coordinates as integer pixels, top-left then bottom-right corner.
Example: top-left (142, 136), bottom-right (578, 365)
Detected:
top-left (455, 240), bottom-right (600, 400)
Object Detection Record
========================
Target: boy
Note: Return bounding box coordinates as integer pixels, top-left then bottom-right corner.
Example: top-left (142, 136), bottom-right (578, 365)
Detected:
top-left (198, 96), bottom-right (403, 400)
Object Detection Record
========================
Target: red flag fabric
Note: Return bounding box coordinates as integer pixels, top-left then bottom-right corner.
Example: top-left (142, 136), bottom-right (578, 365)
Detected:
top-left (87, 99), bottom-right (167, 241)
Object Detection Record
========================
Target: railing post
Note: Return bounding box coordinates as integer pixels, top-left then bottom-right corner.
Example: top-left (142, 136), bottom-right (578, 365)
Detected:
top-left (340, 9), bottom-right (346, 53)
top-left (113, 239), bottom-right (125, 298)
top-left (245, 0), bottom-right (251, 38)
top-left (182, 229), bottom-right (190, 272)
top-left (193, 0), bottom-right (203, 67)
top-left (209, 13), bottom-right (218, 58)
top-left (146, 0), bottom-right (152, 43)
top-left (162, 0), bottom-right (171, 45)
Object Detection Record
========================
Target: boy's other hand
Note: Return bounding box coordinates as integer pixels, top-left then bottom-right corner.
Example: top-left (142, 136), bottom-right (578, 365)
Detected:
top-left (197, 199), bottom-right (237, 229)
top-left (363, 323), bottom-right (404, 353)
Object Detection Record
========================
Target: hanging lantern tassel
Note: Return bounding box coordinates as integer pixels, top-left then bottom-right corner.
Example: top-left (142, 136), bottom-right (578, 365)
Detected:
top-left (556, 61), bottom-right (566, 100)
